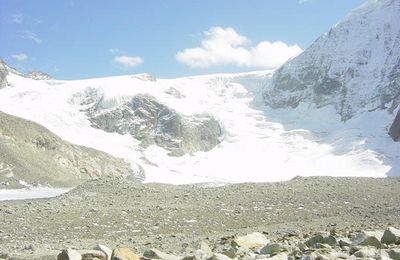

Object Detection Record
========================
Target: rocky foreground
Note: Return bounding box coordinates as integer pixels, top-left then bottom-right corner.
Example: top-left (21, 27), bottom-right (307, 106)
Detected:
top-left (0, 176), bottom-right (400, 259)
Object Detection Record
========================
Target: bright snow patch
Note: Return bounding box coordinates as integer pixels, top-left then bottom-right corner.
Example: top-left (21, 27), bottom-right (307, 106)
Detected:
top-left (0, 187), bottom-right (70, 201)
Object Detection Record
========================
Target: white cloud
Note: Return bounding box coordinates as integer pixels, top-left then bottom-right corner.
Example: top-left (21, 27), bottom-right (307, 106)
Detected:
top-left (176, 27), bottom-right (302, 69)
top-left (20, 30), bottom-right (42, 44)
top-left (11, 53), bottom-right (28, 61)
top-left (114, 55), bottom-right (143, 68)
top-left (109, 48), bottom-right (120, 53)
top-left (299, 0), bottom-right (315, 3)
top-left (11, 13), bottom-right (24, 24)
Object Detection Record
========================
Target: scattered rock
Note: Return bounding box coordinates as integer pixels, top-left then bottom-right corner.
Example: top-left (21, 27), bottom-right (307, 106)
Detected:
top-left (352, 231), bottom-right (383, 248)
top-left (57, 248), bottom-right (82, 260)
top-left (207, 253), bottom-right (233, 260)
top-left (200, 241), bottom-right (213, 256)
top-left (388, 248), bottom-right (400, 260)
top-left (353, 247), bottom-right (377, 258)
top-left (381, 227), bottom-right (400, 245)
top-left (94, 244), bottom-right (112, 260)
top-left (79, 250), bottom-right (106, 260)
top-left (338, 238), bottom-right (351, 248)
top-left (265, 253), bottom-right (288, 260)
top-left (305, 234), bottom-right (324, 247)
top-left (234, 232), bottom-right (270, 249)
top-left (111, 248), bottom-right (140, 260)
top-left (143, 248), bottom-right (180, 260)
top-left (260, 243), bottom-right (283, 255)
top-left (322, 235), bottom-right (337, 246)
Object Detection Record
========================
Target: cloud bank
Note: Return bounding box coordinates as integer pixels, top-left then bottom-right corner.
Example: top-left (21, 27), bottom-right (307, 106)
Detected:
top-left (176, 27), bottom-right (302, 69)
top-left (11, 53), bottom-right (28, 61)
top-left (20, 30), bottom-right (42, 44)
top-left (114, 55), bottom-right (143, 68)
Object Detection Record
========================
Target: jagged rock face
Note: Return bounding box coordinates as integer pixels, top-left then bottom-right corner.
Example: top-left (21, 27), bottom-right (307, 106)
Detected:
top-left (0, 111), bottom-right (142, 189)
top-left (0, 60), bottom-right (8, 89)
top-left (89, 94), bottom-right (222, 156)
top-left (264, 0), bottom-right (400, 121)
top-left (26, 71), bottom-right (52, 80)
top-left (389, 110), bottom-right (400, 141)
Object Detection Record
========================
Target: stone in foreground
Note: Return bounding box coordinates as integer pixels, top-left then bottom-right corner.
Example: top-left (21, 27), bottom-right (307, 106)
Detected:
top-left (57, 248), bottom-right (82, 260)
top-left (111, 248), bottom-right (140, 260)
top-left (234, 232), bottom-right (270, 249)
top-left (381, 227), bottom-right (400, 245)
top-left (352, 231), bottom-right (383, 248)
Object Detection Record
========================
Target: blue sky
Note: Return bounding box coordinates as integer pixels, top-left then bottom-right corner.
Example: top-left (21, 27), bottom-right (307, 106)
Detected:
top-left (0, 0), bottom-right (365, 80)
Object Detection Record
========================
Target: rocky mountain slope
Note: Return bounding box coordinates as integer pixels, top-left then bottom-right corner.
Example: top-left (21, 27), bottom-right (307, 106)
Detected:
top-left (264, 0), bottom-right (400, 121)
top-left (0, 111), bottom-right (141, 189)
top-left (0, 60), bottom-right (8, 89)
top-left (84, 92), bottom-right (222, 156)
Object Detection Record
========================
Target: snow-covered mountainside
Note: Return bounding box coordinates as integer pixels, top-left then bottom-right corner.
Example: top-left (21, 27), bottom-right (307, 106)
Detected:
top-left (0, 63), bottom-right (398, 184)
top-left (264, 0), bottom-right (400, 121)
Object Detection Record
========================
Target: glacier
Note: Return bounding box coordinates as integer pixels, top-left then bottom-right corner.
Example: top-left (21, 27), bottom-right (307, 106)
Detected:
top-left (0, 68), bottom-right (398, 184)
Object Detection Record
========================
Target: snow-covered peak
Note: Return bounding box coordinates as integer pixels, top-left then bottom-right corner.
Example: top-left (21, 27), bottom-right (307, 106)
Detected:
top-left (264, 0), bottom-right (400, 120)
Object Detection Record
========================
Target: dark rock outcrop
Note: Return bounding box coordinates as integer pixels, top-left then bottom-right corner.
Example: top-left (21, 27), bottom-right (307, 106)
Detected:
top-left (26, 71), bottom-right (53, 80)
top-left (0, 59), bottom-right (8, 89)
top-left (389, 110), bottom-right (400, 141)
top-left (89, 94), bottom-right (222, 156)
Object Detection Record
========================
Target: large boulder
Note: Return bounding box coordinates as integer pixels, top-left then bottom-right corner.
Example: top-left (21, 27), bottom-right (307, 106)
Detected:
top-left (381, 227), bottom-right (400, 244)
top-left (351, 231), bottom-right (383, 248)
top-left (389, 110), bottom-right (400, 141)
top-left (233, 232), bottom-right (270, 249)
top-left (90, 94), bottom-right (222, 156)
top-left (111, 248), bottom-right (140, 260)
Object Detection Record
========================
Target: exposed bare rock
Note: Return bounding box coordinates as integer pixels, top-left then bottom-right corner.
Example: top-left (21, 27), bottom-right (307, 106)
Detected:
top-left (0, 111), bottom-right (142, 189)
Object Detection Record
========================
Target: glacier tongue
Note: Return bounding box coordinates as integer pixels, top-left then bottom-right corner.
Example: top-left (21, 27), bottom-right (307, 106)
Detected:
top-left (0, 68), bottom-right (398, 184)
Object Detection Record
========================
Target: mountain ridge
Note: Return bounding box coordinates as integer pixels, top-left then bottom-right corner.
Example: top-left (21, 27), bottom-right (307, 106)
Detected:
top-left (263, 0), bottom-right (400, 121)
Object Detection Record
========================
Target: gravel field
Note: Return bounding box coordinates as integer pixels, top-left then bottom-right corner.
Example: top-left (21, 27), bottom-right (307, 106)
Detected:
top-left (0, 176), bottom-right (399, 259)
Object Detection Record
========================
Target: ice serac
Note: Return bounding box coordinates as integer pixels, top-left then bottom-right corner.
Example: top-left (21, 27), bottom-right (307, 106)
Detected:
top-left (0, 111), bottom-right (142, 189)
top-left (89, 94), bottom-right (222, 156)
top-left (264, 0), bottom-right (400, 121)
